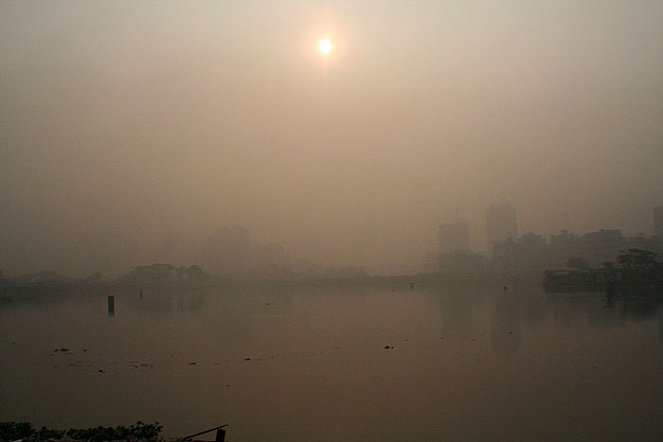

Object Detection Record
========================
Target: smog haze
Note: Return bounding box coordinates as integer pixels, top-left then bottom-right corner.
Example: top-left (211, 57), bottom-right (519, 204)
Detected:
top-left (1, 1), bottom-right (662, 277)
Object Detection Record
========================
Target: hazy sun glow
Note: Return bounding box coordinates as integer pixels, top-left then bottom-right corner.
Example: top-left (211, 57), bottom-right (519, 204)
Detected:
top-left (318, 38), bottom-right (333, 56)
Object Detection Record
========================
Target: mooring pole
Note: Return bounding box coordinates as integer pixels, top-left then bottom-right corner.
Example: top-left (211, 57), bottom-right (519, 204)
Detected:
top-left (107, 295), bottom-right (115, 317)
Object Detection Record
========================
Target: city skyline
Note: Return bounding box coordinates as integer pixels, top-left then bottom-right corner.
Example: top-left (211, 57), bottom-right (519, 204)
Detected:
top-left (1, 1), bottom-right (662, 277)
top-left (1, 3), bottom-right (662, 440)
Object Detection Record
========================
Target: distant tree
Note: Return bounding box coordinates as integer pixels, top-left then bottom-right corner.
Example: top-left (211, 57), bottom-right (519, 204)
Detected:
top-left (17, 271), bottom-right (68, 286)
top-left (175, 265), bottom-right (210, 283)
top-left (616, 248), bottom-right (663, 283)
top-left (566, 257), bottom-right (589, 271)
top-left (175, 266), bottom-right (187, 280)
top-left (184, 265), bottom-right (208, 281)
top-left (127, 264), bottom-right (176, 287)
top-left (127, 263), bottom-right (211, 288)
top-left (85, 272), bottom-right (103, 283)
top-left (616, 249), bottom-right (660, 272)
top-left (323, 266), bottom-right (369, 280)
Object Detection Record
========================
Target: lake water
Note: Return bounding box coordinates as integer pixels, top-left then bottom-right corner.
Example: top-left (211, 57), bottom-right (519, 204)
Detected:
top-left (1, 284), bottom-right (662, 441)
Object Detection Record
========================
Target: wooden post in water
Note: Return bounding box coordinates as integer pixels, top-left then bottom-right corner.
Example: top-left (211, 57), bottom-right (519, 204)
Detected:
top-left (107, 295), bottom-right (115, 317)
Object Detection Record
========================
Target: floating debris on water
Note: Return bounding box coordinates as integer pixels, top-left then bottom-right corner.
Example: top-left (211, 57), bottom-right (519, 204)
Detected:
top-left (129, 361), bottom-right (154, 369)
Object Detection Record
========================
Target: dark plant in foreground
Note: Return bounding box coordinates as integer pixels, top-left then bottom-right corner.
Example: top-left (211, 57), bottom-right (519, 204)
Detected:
top-left (0, 421), bottom-right (34, 441)
top-left (0, 421), bottom-right (163, 441)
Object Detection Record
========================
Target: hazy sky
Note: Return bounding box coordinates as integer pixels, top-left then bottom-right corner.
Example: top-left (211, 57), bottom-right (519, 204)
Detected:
top-left (1, 1), bottom-right (662, 276)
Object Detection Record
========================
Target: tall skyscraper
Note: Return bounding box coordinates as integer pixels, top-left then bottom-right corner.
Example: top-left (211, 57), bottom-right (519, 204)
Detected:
top-left (486, 201), bottom-right (517, 253)
top-left (439, 222), bottom-right (470, 254)
top-left (654, 206), bottom-right (663, 239)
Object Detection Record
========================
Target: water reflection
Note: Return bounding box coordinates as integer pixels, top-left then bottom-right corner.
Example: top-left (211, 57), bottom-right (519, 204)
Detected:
top-left (437, 290), bottom-right (474, 338)
top-left (132, 289), bottom-right (209, 315)
top-left (490, 293), bottom-right (521, 356)
top-left (1, 285), bottom-right (662, 440)
top-left (547, 291), bottom-right (662, 330)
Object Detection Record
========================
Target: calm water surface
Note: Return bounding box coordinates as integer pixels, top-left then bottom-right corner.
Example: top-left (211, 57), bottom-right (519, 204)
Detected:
top-left (1, 284), bottom-right (662, 441)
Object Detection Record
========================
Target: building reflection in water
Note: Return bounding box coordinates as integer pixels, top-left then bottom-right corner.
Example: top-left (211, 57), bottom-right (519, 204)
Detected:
top-left (434, 286), bottom-right (525, 356)
top-left (437, 291), bottom-right (474, 338)
top-left (490, 292), bottom-right (521, 356)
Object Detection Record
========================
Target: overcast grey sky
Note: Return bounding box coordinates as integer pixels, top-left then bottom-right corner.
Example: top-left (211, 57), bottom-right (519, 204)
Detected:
top-left (1, 1), bottom-right (662, 276)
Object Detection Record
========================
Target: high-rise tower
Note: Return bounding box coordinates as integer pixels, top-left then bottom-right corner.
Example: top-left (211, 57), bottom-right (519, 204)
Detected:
top-left (439, 222), bottom-right (470, 254)
top-left (486, 201), bottom-right (517, 253)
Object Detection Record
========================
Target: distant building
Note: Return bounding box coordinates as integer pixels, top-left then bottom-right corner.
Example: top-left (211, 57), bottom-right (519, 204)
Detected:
top-left (654, 206), bottom-right (663, 242)
top-left (549, 230), bottom-right (583, 266)
top-left (583, 229), bottom-right (623, 266)
top-left (486, 201), bottom-right (517, 254)
top-left (439, 222), bottom-right (470, 254)
top-left (489, 225), bottom-right (662, 277)
top-left (421, 251), bottom-right (440, 273)
top-left (493, 233), bottom-right (547, 276)
top-left (624, 233), bottom-right (659, 254)
top-left (439, 251), bottom-right (485, 276)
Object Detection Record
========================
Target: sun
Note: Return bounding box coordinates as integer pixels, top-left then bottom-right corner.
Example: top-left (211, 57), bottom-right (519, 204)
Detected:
top-left (318, 38), bottom-right (333, 56)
